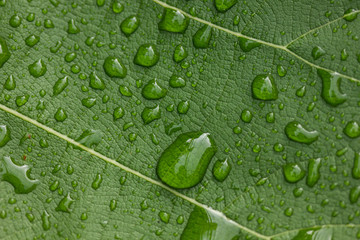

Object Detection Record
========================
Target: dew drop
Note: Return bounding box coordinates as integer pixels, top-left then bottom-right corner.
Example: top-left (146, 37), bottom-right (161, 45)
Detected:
top-left (306, 158), bottom-right (321, 187)
top-left (293, 187), bottom-right (304, 198)
top-left (296, 86), bottom-right (306, 98)
top-left (214, 0), bottom-right (238, 13)
top-left (91, 173), bottom-right (102, 190)
top-left (344, 8), bottom-right (358, 22)
top-left (177, 100), bottom-right (190, 114)
top-left (81, 97), bottom-right (96, 108)
top-left (344, 121), bottom-right (360, 138)
top-left (120, 15), bottom-right (140, 36)
top-left (158, 8), bottom-right (189, 33)
top-left (89, 72), bottom-right (106, 90)
top-left (350, 186), bottom-right (360, 204)
top-left (112, 0), bottom-right (124, 13)
top-left (134, 44), bottom-right (159, 67)
top-left (0, 156), bottom-right (39, 193)
top-left (277, 65), bottom-right (287, 77)
top-left (173, 45), bottom-right (188, 63)
top-left (53, 76), bottom-right (69, 95)
top-left (159, 211), bottom-right (170, 223)
top-left (54, 108), bottom-right (68, 122)
top-left (119, 85), bottom-right (133, 97)
top-left (251, 74), bottom-right (278, 100)
top-left (239, 37), bottom-right (261, 52)
top-left (4, 75), bottom-right (16, 90)
top-left (142, 79), bottom-right (167, 100)
top-left (169, 74), bottom-right (186, 88)
top-left (157, 132), bottom-right (217, 189)
top-left (212, 157), bottom-right (231, 182)
top-left (0, 125), bottom-right (11, 147)
top-left (193, 25), bottom-right (212, 49)
top-left (113, 107), bottom-right (125, 120)
top-left (67, 19), bottom-right (80, 34)
top-left (285, 121), bottom-right (319, 144)
top-left (141, 105), bottom-right (161, 124)
top-left (283, 163), bottom-right (305, 183)
top-left (312, 46), bottom-right (325, 60)
top-left (103, 56), bottom-right (127, 78)
top-left (140, 200), bottom-right (149, 211)
top-left (25, 35), bottom-right (40, 47)
top-left (9, 14), bottom-right (21, 28)
top-left (28, 59), bottom-right (47, 78)
top-left (15, 94), bottom-right (29, 107)
top-left (241, 109), bottom-right (252, 123)
top-left (0, 37), bottom-right (10, 68)
top-left (42, 211), bottom-right (51, 230)
top-left (75, 129), bottom-right (103, 149)
top-left (110, 199), bottom-right (117, 211)
top-left (317, 69), bottom-right (347, 106)
top-left (352, 153), bottom-right (360, 179)
top-left (56, 193), bottom-right (74, 213)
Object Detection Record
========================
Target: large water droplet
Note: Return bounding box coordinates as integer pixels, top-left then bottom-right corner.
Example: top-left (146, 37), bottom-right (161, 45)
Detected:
top-left (75, 129), bottom-right (103, 149)
top-left (53, 76), bottom-right (69, 95)
top-left (82, 97), bottom-right (96, 108)
top-left (28, 59), bottom-right (47, 78)
top-left (89, 72), bottom-right (106, 90)
top-left (54, 108), bottom-right (68, 122)
top-left (283, 163), bottom-right (305, 183)
top-left (212, 157), bottom-right (231, 182)
top-left (317, 69), bottom-right (347, 106)
top-left (251, 74), bottom-right (278, 100)
top-left (169, 75), bottom-right (186, 88)
top-left (0, 156), bottom-right (39, 193)
top-left (173, 44), bottom-right (188, 63)
top-left (67, 19), bottom-right (80, 34)
top-left (343, 121), bottom-right (360, 138)
top-left (177, 100), bottom-right (190, 114)
top-left (42, 211), bottom-right (51, 230)
top-left (215, 0), bottom-right (238, 12)
top-left (350, 186), bottom-right (360, 204)
top-left (134, 44), bottom-right (159, 67)
top-left (306, 158), bottom-right (321, 187)
top-left (193, 25), bottom-right (212, 49)
top-left (159, 211), bottom-right (170, 223)
top-left (25, 35), bottom-right (40, 47)
top-left (4, 75), bottom-right (16, 90)
top-left (181, 206), bottom-right (240, 239)
top-left (141, 105), bottom-right (161, 124)
top-left (285, 121), bottom-right (319, 144)
top-left (239, 37), bottom-right (261, 52)
top-left (156, 132), bottom-right (217, 189)
top-left (16, 94), bottom-right (29, 107)
top-left (9, 14), bottom-right (21, 28)
top-left (56, 193), bottom-right (74, 213)
top-left (120, 15), bottom-right (139, 36)
top-left (158, 8), bottom-right (189, 33)
top-left (292, 227), bottom-right (333, 239)
top-left (113, 107), bottom-right (125, 120)
top-left (0, 37), bottom-right (10, 68)
top-left (312, 46), bottom-right (325, 60)
top-left (141, 79), bottom-right (167, 100)
top-left (344, 8), bottom-right (358, 22)
top-left (0, 125), bottom-right (11, 147)
top-left (352, 152), bottom-right (360, 179)
top-left (103, 56), bottom-right (127, 78)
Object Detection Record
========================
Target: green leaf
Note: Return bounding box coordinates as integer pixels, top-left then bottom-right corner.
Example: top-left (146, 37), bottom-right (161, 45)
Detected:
top-left (0, 0), bottom-right (360, 239)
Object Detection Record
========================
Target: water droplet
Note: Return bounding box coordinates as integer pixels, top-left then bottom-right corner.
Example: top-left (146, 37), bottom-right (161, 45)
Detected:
top-left (177, 100), bottom-right (190, 114)
top-left (54, 108), bottom-right (68, 122)
top-left (119, 85), bottom-right (133, 97)
top-left (284, 207), bottom-right (293, 217)
top-left (173, 44), bottom-right (188, 63)
top-left (341, 48), bottom-right (349, 61)
top-left (306, 158), bottom-right (321, 187)
top-left (344, 121), bottom-right (360, 138)
top-left (252, 74), bottom-right (278, 100)
top-left (212, 158), bottom-right (231, 182)
top-left (92, 173), bottom-right (103, 190)
top-left (75, 129), bottom-right (103, 149)
top-left (9, 14), bottom-right (21, 28)
top-left (193, 25), bottom-right (212, 49)
top-left (142, 79), bottom-right (167, 100)
top-left (112, 0), bottom-right (124, 13)
top-left (296, 86), bottom-right (306, 97)
top-left (140, 199), bottom-right (149, 211)
top-left (50, 40), bottom-right (62, 53)
top-left (0, 37), bottom-right (10, 68)
top-left (53, 76), bottom-right (69, 95)
top-left (0, 156), bottom-right (39, 193)
top-left (120, 15), bottom-right (140, 36)
top-left (103, 56), bottom-right (127, 78)
top-left (15, 94), bottom-right (29, 107)
top-left (215, 0), bottom-right (237, 12)
top-left (28, 59), bottom-right (47, 78)
top-left (4, 75), bottom-right (16, 90)
top-left (158, 9), bottom-right (189, 33)
top-left (177, 215), bottom-right (184, 224)
top-left (157, 132), bottom-right (217, 189)
top-left (159, 211), bottom-right (170, 223)
top-left (277, 65), bottom-right (287, 77)
top-left (0, 125), bottom-right (11, 147)
top-left (110, 199), bottom-right (117, 211)
top-left (241, 109), bottom-right (252, 123)
top-left (312, 46), bottom-right (325, 60)
top-left (89, 72), bottom-right (106, 90)
top-left (56, 193), bottom-right (74, 213)
top-left (283, 163), bottom-right (305, 183)
top-left (239, 37), bottom-right (261, 52)
top-left (96, 0), bottom-right (105, 7)
top-left (266, 112), bottom-right (275, 123)
top-left (352, 153), bottom-right (360, 179)
top-left (344, 8), bottom-right (358, 22)
top-left (68, 19), bottom-right (80, 34)
top-left (350, 186), bottom-right (360, 204)
top-left (113, 107), bottom-right (125, 120)
top-left (49, 180), bottom-right (59, 191)
top-left (285, 121), bottom-right (319, 144)
top-left (293, 187), bottom-right (304, 197)
top-left (317, 69), bottom-right (347, 106)
top-left (141, 105), bottom-right (161, 124)
top-left (293, 227), bottom-right (333, 239)
top-left (26, 212), bottom-right (35, 222)
top-left (81, 97), bottom-right (96, 108)
top-left (273, 142), bottom-right (284, 152)
top-left (39, 138), bottom-right (49, 148)
top-left (169, 75), bottom-right (186, 88)
top-left (42, 211), bottom-right (51, 230)
top-left (181, 206), bottom-right (240, 239)
top-left (44, 19), bottom-right (55, 28)
top-left (134, 44), bottom-right (159, 67)
top-left (25, 35), bottom-right (40, 47)
top-left (65, 52), bottom-right (76, 62)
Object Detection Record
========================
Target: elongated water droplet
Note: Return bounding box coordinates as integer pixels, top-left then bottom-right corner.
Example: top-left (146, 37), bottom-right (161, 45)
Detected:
top-left (158, 9), bottom-right (189, 33)
top-left (181, 206), bottom-right (240, 239)
top-left (49, 180), bottom-right (59, 191)
top-left (285, 121), bottom-right (319, 144)
top-left (92, 173), bottom-right (102, 190)
top-left (110, 199), bottom-right (117, 211)
top-left (173, 44), bottom-right (188, 63)
top-left (251, 74), bottom-right (278, 100)
top-left (68, 19), bottom-right (80, 34)
top-left (0, 125), bottom-right (11, 147)
top-left (0, 156), bottom-right (39, 193)
top-left (157, 132), bottom-right (217, 189)
top-left (239, 37), bottom-right (261, 52)
top-left (89, 72), bottom-right (106, 90)
top-left (283, 163), bottom-right (305, 183)
top-left (113, 107), bottom-right (125, 120)
top-left (350, 186), bottom-right (360, 204)
top-left (312, 46), bottom-right (325, 60)
top-left (141, 105), bottom-right (161, 124)
top-left (193, 25), bottom-right (212, 49)
top-left (53, 76), bottom-right (69, 95)
top-left (215, 0), bottom-right (238, 13)
top-left (165, 122), bottom-right (182, 136)
top-left (56, 193), bottom-right (74, 213)
top-left (212, 157), bottom-right (231, 182)
top-left (103, 56), bottom-right (127, 78)
top-left (25, 35), bottom-right (40, 47)
top-left (75, 129), bottom-right (102, 149)
top-left (120, 15), bottom-right (140, 36)
top-left (134, 44), bottom-right (159, 67)
top-left (54, 108), bottom-right (67, 122)
top-left (306, 158), bottom-right (321, 187)
top-left (42, 211), bottom-right (51, 230)
top-left (142, 79), bottom-right (167, 100)
top-left (352, 153), bottom-right (360, 179)
top-left (28, 59), bottom-right (47, 78)
top-left (0, 37), bottom-right (10, 68)
top-left (169, 74), bottom-right (186, 88)
top-left (317, 69), bottom-right (347, 106)
top-left (344, 121), bottom-right (360, 138)
top-left (177, 100), bottom-right (190, 114)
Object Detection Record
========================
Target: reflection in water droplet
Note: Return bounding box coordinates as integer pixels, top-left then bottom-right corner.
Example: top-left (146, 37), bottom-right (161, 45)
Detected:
top-left (74, 129), bottom-right (103, 149)
top-left (212, 158), bottom-right (231, 182)
top-left (0, 125), bottom-right (11, 147)
top-left (103, 56), bottom-right (127, 78)
top-left (251, 74), bottom-right (278, 100)
top-left (157, 132), bottom-right (217, 189)
top-left (239, 37), bottom-right (261, 52)
top-left (142, 79), bottom-right (167, 100)
top-left (312, 46), bottom-right (325, 60)
top-left (141, 105), bottom-right (161, 124)
top-left (317, 69), bottom-right (347, 106)
top-left (344, 121), bottom-right (360, 138)
top-left (134, 44), bottom-right (159, 67)
top-left (158, 8), bottom-right (189, 33)
top-left (283, 163), bottom-right (305, 183)
top-left (28, 59), bottom-right (47, 78)
top-left (0, 156), bottom-right (39, 193)
top-left (120, 15), bottom-right (140, 36)
top-left (173, 45), bottom-right (188, 63)
top-left (306, 158), bottom-right (321, 187)
top-left (285, 121), bottom-right (319, 144)
top-left (193, 25), bottom-right (212, 49)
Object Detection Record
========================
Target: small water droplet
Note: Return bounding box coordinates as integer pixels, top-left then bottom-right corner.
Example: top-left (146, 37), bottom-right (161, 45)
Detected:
top-left (177, 100), bottom-right (190, 114)
top-left (134, 44), bottom-right (159, 67)
top-left (296, 86), bottom-right (306, 97)
top-left (42, 211), bottom-right (51, 230)
top-left (239, 37), bottom-right (261, 52)
top-left (142, 79), bottom-right (167, 100)
top-left (92, 173), bottom-right (103, 190)
top-left (81, 97), bottom-right (97, 108)
top-left (215, 0), bottom-right (237, 12)
top-left (241, 109), bottom-right (252, 123)
top-left (283, 163), bottom-right (305, 183)
top-left (159, 211), bottom-right (170, 223)
top-left (110, 199), bottom-right (117, 211)
top-left (53, 76), bottom-right (69, 95)
top-left (350, 186), bottom-right (360, 204)
top-left (120, 15), bottom-right (140, 36)
top-left (4, 75), bottom-right (16, 90)
top-left (119, 85), bottom-right (132, 97)
top-left (16, 94), bottom-right (29, 107)
top-left (306, 158), bottom-right (321, 187)
top-left (169, 75), bottom-right (186, 88)
top-left (67, 19), bottom-right (80, 34)
top-left (293, 187), bottom-right (304, 197)
top-left (103, 56), bottom-right (127, 78)
top-left (141, 105), bottom-right (161, 124)
top-left (277, 65), bottom-right (287, 77)
top-left (25, 35), bottom-right (40, 47)
top-left (113, 107), bottom-right (125, 120)
top-left (173, 45), bottom-right (188, 63)
top-left (212, 157), bottom-right (231, 182)
top-left (158, 8), bottom-right (189, 33)
top-left (112, 0), bottom-right (124, 13)
top-left (344, 121), bottom-right (360, 138)
top-left (75, 129), bottom-right (102, 149)
top-left (312, 46), bottom-right (325, 60)
top-left (0, 125), bottom-right (11, 147)
top-left (55, 193), bottom-right (74, 213)
top-left (193, 25), bottom-right (212, 49)
top-left (89, 72), bottom-right (106, 90)
top-left (285, 121), bottom-right (319, 144)
top-left (28, 59), bottom-right (47, 78)
top-left (140, 199), bottom-right (149, 211)
top-left (251, 74), bottom-right (278, 100)
top-left (54, 108), bottom-right (68, 122)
